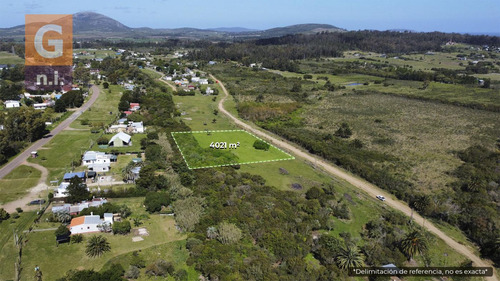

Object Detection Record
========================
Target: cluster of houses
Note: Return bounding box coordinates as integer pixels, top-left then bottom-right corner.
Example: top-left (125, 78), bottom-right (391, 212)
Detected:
top-left (124, 102), bottom-right (141, 116)
top-left (108, 119), bottom-right (145, 134)
top-left (3, 85), bottom-right (81, 111)
top-left (163, 68), bottom-right (210, 93)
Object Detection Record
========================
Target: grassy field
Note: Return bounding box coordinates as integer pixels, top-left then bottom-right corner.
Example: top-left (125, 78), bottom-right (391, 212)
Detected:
top-left (172, 130), bottom-right (294, 169)
top-left (0, 51), bottom-right (24, 64)
top-left (73, 48), bottom-right (117, 59)
top-left (301, 91), bottom-right (500, 193)
top-left (0, 165), bottom-right (42, 204)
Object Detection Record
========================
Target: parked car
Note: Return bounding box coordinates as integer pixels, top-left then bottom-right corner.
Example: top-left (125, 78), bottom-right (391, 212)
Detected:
top-left (376, 195), bottom-right (386, 201)
top-left (29, 199), bottom-right (46, 205)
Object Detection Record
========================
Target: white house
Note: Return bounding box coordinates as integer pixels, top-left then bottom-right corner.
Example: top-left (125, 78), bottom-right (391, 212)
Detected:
top-left (4, 100), bottom-right (20, 108)
top-left (191, 77), bottom-right (200, 83)
top-left (205, 87), bottom-right (214, 95)
top-left (199, 79), bottom-right (209, 85)
top-left (69, 212), bottom-right (113, 234)
top-left (82, 151), bottom-right (112, 166)
top-left (53, 182), bottom-right (70, 198)
top-left (88, 163), bottom-right (110, 172)
top-left (129, 121), bottom-right (145, 133)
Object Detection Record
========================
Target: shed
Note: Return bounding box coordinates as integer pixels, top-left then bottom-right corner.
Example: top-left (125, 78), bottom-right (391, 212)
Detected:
top-left (108, 132), bottom-right (132, 147)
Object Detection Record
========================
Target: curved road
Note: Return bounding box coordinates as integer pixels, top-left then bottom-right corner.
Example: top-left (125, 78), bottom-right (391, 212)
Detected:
top-left (211, 74), bottom-right (497, 280)
top-left (0, 85), bottom-right (100, 180)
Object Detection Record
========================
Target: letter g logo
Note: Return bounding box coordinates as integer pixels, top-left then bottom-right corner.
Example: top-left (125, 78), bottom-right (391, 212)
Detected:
top-left (34, 24), bottom-right (63, 58)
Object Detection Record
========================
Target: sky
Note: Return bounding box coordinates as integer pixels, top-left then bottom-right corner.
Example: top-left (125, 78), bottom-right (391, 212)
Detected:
top-left (1, 0), bottom-right (499, 34)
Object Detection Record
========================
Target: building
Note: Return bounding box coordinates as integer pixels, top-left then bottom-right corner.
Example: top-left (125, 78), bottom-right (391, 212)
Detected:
top-left (129, 121), bottom-right (145, 133)
top-left (82, 151), bottom-right (113, 166)
top-left (63, 172), bottom-right (86, 182)
top-left (205, 87), bottom-right (214, 95)
top-left (70, 213), bottom-right (111, 234)
top-left (199, 79), bottom-right (209, 85)
top-left (88, 163), bottom-right (110, 172)
top-left (53, 182), bottom-right (70, 198)
top-left (108, 132), bottom-right (132, 147)
top-left (129, 103), bottom-right (140, 111)
top-left (108, 124), bottom-right (127, 133)
top-left (4, 100), bottom-right (20, 108)
top-left (52, 198), bottom-right (108, 214)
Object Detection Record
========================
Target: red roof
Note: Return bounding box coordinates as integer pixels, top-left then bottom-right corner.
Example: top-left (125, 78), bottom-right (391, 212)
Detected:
top-left (130, 103), bottom-right (140, 107)
top-left (70, 216), bottom-right (85, 227)
top-left (62, 85), bottom-right (72, 92)
top-left (124, 111), bottom-right (132, 115)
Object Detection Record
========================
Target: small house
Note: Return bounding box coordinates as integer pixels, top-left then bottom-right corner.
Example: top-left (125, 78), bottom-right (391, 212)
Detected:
top-left (129, 103), bottom-right (140, 111)
top-left (4, 100), bottom-right (20, 108)
top-left (69, 213), bottom-right (103, 234)
top-left (108, 132), bottom-right (132, 147)
top-left (82, 151), bottom-right (112, 166)
top-left (129, 121), bottom-right (145, 133)
top-left (63, 172), bottom-right (86, 182)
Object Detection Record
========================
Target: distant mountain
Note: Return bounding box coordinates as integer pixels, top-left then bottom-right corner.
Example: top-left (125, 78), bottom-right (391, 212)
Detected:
top-left (257, 24), bottom-right (346, 37)
top-left (73, 11), bottom-right (131, 33)
top-left (0, 12), bottom-right (345, 40)
top-left (207, 27), bottom-right (260, 33)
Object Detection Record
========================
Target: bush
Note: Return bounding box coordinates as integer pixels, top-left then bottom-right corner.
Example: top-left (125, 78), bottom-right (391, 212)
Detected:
top-left (174, 269), bottom-right (188, 281)
top-left (15, 207), bottom-right (23, 213)
top-left (144, 192), bottom-right (171, 213)
top-left (96, 136), bottom-right (109, 145)
top-left (103, 82), bottom-right (109, 89)
top-left (145, 259), bottom-right (174, 277)
top-left (125, 266), bottom-right (140, 279)
top-left (55, 224), bottom-right (70, 237)
top-left (71, 234), bottom-right (83, 244)
top-left (80, 119), bottom-right (90, 126)
top-left (186, 237), bottom-right (202, 250)
top-left (130, 252), bottom-right (146, 268)
top-left (253, 140), bottom-right (270, 151)
top-left (0, 208), bottom-right (9, 221)
top-left (112, 220), bottom-right (131, 234)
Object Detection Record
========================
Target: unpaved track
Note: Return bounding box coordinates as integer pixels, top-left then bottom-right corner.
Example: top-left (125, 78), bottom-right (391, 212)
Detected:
top-left (211, 74), bottom-right (498, 280)
top-left (0, 162), bottom-right (49, 213)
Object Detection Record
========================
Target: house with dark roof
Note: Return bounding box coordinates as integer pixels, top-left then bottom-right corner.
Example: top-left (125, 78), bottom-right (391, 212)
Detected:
top-left (63, 172), bottom-right (86, 182)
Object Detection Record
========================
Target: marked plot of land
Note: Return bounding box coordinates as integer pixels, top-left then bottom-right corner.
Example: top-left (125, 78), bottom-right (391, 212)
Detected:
top-left (172, 130), bottom-right (294, 169)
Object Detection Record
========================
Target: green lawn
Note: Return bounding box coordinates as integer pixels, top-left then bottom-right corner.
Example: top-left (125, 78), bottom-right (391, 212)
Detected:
top-left (172, 130), bottom-right (294, 169)
top-left (0, 165), bottom-right (42, 204)
top-left (28, 130), bottom-right (99, 183)
top-left (70, 84), bottom-right (122, 129)
top-left (0, 51), bottom-right (24, 64)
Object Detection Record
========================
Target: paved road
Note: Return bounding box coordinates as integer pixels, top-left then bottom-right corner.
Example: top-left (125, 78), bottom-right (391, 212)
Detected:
top-left (0, 85), bottom-right (100, 180)
top-left (211, 74), bottom-right (498, 280)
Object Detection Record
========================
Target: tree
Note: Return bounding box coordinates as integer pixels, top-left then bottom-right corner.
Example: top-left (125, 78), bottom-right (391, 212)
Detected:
top-left (54, 98), bottom-right (66, 113)
top-left (336, 244), bottom-right (365, 270)
top-left (144, 192), bottom-right (171, 213)
top-left (103, 82), bottom-right (109, 89)
top-left (0, 208), bottom-right (9, 221)
top-left (217, 222), bottom-right (242, 244)
top-left (400, 231), bottom-right (428, 260)
top-left (85, 235), bottom-right (111, 258)
top-left (54, 224), bottom-right (70, 237)
top-left (118, 100), bottom-right (129, 112)
top-left (66, 176), bottom-right (91, 204)
top-left (54, 210), bottom-right (71, 223)
top-left (173, 197), bottom-right (205, 232)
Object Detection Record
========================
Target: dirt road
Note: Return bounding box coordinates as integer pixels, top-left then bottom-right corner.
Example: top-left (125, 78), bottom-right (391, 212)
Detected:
top-left (0, 85), bottom-right (101, 180)
top-left (211, 74), bottom-right (497, 280)
top-left (0, 162), bottom-right (49, 213)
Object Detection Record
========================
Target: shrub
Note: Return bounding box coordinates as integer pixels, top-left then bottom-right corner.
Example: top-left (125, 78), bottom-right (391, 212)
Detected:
top-left (15, 207), bottom-right (23, 213)
top-left (71, 234), bottom-right (83, 244)
top-left (80, 119), bottom-right (90, 126)
top-left (96, 136), bottom-right (109, 145)
top-left (130, 252), bottom-right (146, 268)
top-left (125, 266), bottom-right (140, 279)
top-left (0, 208), bottom-right (10, 221)
top-left (253, 140), bottom-right (270, 151)
top-left (112, 220), bottom-right (131, 234)
top-left (55, 224), bottom-right (70, 237)
top-left (145, 259), bottom-right (174, 277)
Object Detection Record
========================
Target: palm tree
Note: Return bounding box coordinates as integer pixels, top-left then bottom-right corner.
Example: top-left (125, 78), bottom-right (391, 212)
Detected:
top-left (85, 235), bottom-right (111, 258)
top-left (400, 231), bottom-right (428, 260)
top-left (336, 244), bottom-right (365, 270)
